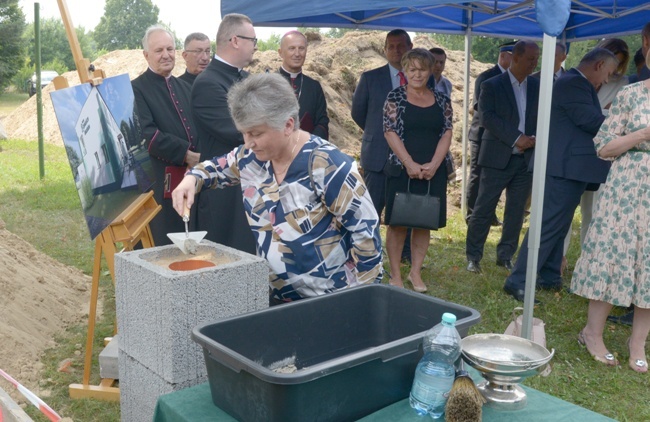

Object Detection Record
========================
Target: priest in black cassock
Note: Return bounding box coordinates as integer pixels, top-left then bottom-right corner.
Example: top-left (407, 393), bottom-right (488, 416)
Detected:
top-left (132, 25), bottom-right (200, 246)
top-left (277, 31), bottom-right (329, 140)
top-left (179, 32), bottom-right (211, 85)
top-left (190, 13), bottom-right (257, 254)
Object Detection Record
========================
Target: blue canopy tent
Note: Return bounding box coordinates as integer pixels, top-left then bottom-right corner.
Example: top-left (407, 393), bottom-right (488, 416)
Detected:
top-left (222, 1), bottom-right (650, 41)
top-left (222, 0), bottom-right (650, 338)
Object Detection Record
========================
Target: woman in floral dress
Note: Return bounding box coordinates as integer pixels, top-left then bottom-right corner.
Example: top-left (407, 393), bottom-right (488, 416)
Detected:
top-left (571, 62), bottom-right (650, 373)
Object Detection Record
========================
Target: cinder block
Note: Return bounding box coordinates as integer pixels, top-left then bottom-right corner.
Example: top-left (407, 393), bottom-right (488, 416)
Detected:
top-left (99, 335), bottom-right (119, 379)
top-left (115, 241), bottom-right (268, 384)
top-left (119, 350), bottom-right (203, 422)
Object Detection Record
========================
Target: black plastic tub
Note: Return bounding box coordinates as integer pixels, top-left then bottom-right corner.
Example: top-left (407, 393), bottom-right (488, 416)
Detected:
top-left (192, 284), bottom-right (481, 422)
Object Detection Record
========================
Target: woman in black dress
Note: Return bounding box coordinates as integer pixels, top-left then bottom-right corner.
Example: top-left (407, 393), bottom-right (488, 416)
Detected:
top-left (383, 48), bottom-right (453, 292)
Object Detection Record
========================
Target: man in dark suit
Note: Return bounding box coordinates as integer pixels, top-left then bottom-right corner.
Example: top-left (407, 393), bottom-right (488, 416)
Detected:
top-left (191, 14), bottom-right (257, 254)
top-left (351, 29), bottom-right (413, 263)
top-left (531, 42), bottom-right (567, 81)
top-left (466, 41), bottom-right (515, 225)
top-left (503, 48), bottom-right (618, 302)
top-left (351, 29), bottom-right (412, 218)
top-left (465, 40), bottom-right (540, 274)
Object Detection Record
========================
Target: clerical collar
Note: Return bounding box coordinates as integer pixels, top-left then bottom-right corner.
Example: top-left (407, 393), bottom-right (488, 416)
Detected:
top-left (214, 54), bottom-right (241, 72)
top-left (281, 66), bottom-right (302, 78)
top-left (148, 67), bottom-right (172, 80)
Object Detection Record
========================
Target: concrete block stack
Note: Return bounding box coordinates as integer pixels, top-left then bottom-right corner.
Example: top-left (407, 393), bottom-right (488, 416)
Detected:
top-left (115, 241), bottom-right (268, 422)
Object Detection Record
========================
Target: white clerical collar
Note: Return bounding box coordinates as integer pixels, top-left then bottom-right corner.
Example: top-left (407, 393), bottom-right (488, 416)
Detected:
top-left (149, 67), bottom-right (172, 80)
top-left (214, 54), bottom-right (241, 72)
top-left (281, 66), bottom-right (302, 78)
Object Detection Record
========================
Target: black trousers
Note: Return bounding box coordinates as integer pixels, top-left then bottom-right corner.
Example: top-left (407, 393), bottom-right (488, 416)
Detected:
top-left (466, 155), bottom-right (532, 262)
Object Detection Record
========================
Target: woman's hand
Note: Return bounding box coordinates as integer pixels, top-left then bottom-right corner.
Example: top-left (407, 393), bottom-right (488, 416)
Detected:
top-left (171, 175), bottom-right (197, 217)
top-left (403, 158), bottom-right (423, 179)
top-left (421, 161), bottom-right (440, 180)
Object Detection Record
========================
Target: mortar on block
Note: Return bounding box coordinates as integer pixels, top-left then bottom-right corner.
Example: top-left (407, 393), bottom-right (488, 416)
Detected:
top-left (115, 241), bottom-right (269, 422)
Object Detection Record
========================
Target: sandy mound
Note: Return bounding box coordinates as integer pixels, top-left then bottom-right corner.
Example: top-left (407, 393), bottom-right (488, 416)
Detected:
top-left (4, 31), bottom-right (491, 161)
top-left (0, 219), bottom-right (90, 403)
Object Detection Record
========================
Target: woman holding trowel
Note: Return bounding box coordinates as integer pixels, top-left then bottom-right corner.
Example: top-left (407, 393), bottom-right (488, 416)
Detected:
top-left (172, 73), bottom-right (383, 306)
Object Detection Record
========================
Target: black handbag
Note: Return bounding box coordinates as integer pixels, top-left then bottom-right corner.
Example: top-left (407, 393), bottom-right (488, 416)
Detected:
top-left (390, 179), bottom-right (440, 230)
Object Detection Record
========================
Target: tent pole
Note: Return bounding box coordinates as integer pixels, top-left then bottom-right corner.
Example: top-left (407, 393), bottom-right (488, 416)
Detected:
top-left (461, 11), bottom-right (473, 218)
top-left (522, 33), bottom-right (556, 339)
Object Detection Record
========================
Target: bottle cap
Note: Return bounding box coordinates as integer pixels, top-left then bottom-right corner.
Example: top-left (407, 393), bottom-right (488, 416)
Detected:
top-left (442, 312), bottom-right (456, 324)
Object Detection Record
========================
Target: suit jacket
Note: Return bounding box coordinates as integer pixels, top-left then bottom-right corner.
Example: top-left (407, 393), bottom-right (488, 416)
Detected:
top-left (351, 64), bottom-right (394, 172)
top-left (192, 59), bottom-right (246, 160)
top-left (546, 68), bottom-right (610, 184)
top-left (468, 65), bottom-right (503, 142)
top-left (279, 68), bottom-right (330, 139)
top-left (478, 71), bottom-right (539, 170)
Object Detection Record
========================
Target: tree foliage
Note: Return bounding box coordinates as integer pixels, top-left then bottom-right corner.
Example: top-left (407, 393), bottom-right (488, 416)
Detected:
top-left (428, 33), bottom-right (515, 65)
top-left (93, 0), bottom-right (160, 51)
top-left (0, 0), bottom-right (26, 90)
top-left (257, 33), bottom-right (281, 52)
top-left (24, 19), bottom-right (98, 71)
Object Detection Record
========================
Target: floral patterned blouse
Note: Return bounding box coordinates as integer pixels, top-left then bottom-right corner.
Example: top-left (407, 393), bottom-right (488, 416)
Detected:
top-left (382, 85), bottom-right (453, 166)
top-left (189, 135), bottom-right (383, 301)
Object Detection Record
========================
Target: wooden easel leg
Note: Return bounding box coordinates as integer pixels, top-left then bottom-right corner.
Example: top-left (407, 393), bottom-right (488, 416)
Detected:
top-left (82, 236), bottom-right (102, 386)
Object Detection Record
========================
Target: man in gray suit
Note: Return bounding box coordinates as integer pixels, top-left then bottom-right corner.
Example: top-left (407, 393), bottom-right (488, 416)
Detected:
top-left (351, 29), bottom-right (412, 219)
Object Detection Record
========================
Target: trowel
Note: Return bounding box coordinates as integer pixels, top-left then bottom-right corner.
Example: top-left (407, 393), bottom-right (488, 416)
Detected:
top-left (167, 202), bottom-right (207, 254)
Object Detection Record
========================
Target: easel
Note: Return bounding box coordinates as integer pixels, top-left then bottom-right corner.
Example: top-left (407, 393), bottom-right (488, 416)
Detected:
top-left (51, 0), bottom-right (162, 401)
top-left (69, 192), bottom-right (160, 401)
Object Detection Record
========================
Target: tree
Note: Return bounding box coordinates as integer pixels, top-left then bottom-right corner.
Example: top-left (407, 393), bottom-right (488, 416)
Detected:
top-left (0, 0), bottom-right (26, 90)
top-left (94, 0), bottom-right (159, 51)
top-left (257, 33), bottom-right (281, 52)
top-left (24, 19), bottom-right (98, 71)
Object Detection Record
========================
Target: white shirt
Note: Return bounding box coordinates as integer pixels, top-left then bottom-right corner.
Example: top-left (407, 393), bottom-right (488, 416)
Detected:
top-left (508, 69), bottom-right (528, 153)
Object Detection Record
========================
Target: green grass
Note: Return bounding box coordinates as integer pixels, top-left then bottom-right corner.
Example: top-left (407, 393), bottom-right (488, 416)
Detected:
top-left (0, 139), bottom-right (648, 421)
top-left (0, 91), bottom-right (28, 118)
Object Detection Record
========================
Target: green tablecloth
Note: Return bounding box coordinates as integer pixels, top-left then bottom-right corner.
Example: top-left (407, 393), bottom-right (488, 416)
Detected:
top-left (153, 381), bottom-right (615, 422)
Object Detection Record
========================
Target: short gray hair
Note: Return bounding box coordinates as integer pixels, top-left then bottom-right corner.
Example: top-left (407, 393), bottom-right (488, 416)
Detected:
top-left (579, 47), bottom-right (618, 67)
top-left (184, 32), bottom-right (209, 50)
top-left (142, 25), bottom-right (174, 52)
top-left (216, 13), bottom-right (253, 47)
top-left (228, 73), bottom-right (300, 132)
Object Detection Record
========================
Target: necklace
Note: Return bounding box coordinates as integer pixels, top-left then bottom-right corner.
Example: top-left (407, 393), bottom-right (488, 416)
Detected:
top-left (273, 133), bottom-right (300, 177)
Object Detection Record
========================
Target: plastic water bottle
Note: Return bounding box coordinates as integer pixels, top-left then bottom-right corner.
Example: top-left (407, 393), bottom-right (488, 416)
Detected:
top-left (409, 312), bottom-right (461, 419)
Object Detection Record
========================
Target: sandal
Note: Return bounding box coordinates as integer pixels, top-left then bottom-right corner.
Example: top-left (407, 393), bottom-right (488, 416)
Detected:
top-left (577, 330), bottom-right (618, 366)
top-left (626, 338), bottom-right (648, 374)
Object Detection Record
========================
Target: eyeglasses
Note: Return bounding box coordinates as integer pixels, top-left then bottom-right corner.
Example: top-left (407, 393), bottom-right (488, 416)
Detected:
top-left (185, 49), bottom-right (211, 56)
top-left (231, 35), bottom-right (258, 47)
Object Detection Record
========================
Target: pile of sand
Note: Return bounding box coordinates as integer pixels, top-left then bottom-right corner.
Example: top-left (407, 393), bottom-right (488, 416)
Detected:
top-left (0, 219), bottom-right (90, 403)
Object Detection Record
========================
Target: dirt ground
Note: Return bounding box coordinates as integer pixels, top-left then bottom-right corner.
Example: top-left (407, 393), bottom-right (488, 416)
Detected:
top-left (0, 30), bottom-right (491, 408)
top-left (0, 219), bottom-right (90, 405)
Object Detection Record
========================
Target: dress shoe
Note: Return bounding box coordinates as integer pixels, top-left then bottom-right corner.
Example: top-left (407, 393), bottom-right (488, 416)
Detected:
top-left (503, 285), bottom-right (541, 304)
top-left (491, 216), bottom-right (503, 227)
top-left (607, 310), bottom-right (634, 326)
top-left (466, 260), bottom-right (482, 273)
top-left (407, 274), bottom-right (428, 293)
top-left (496, 259), bottom-right (514, 271)
top-left (536, 277), bottom-right (563, 292)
